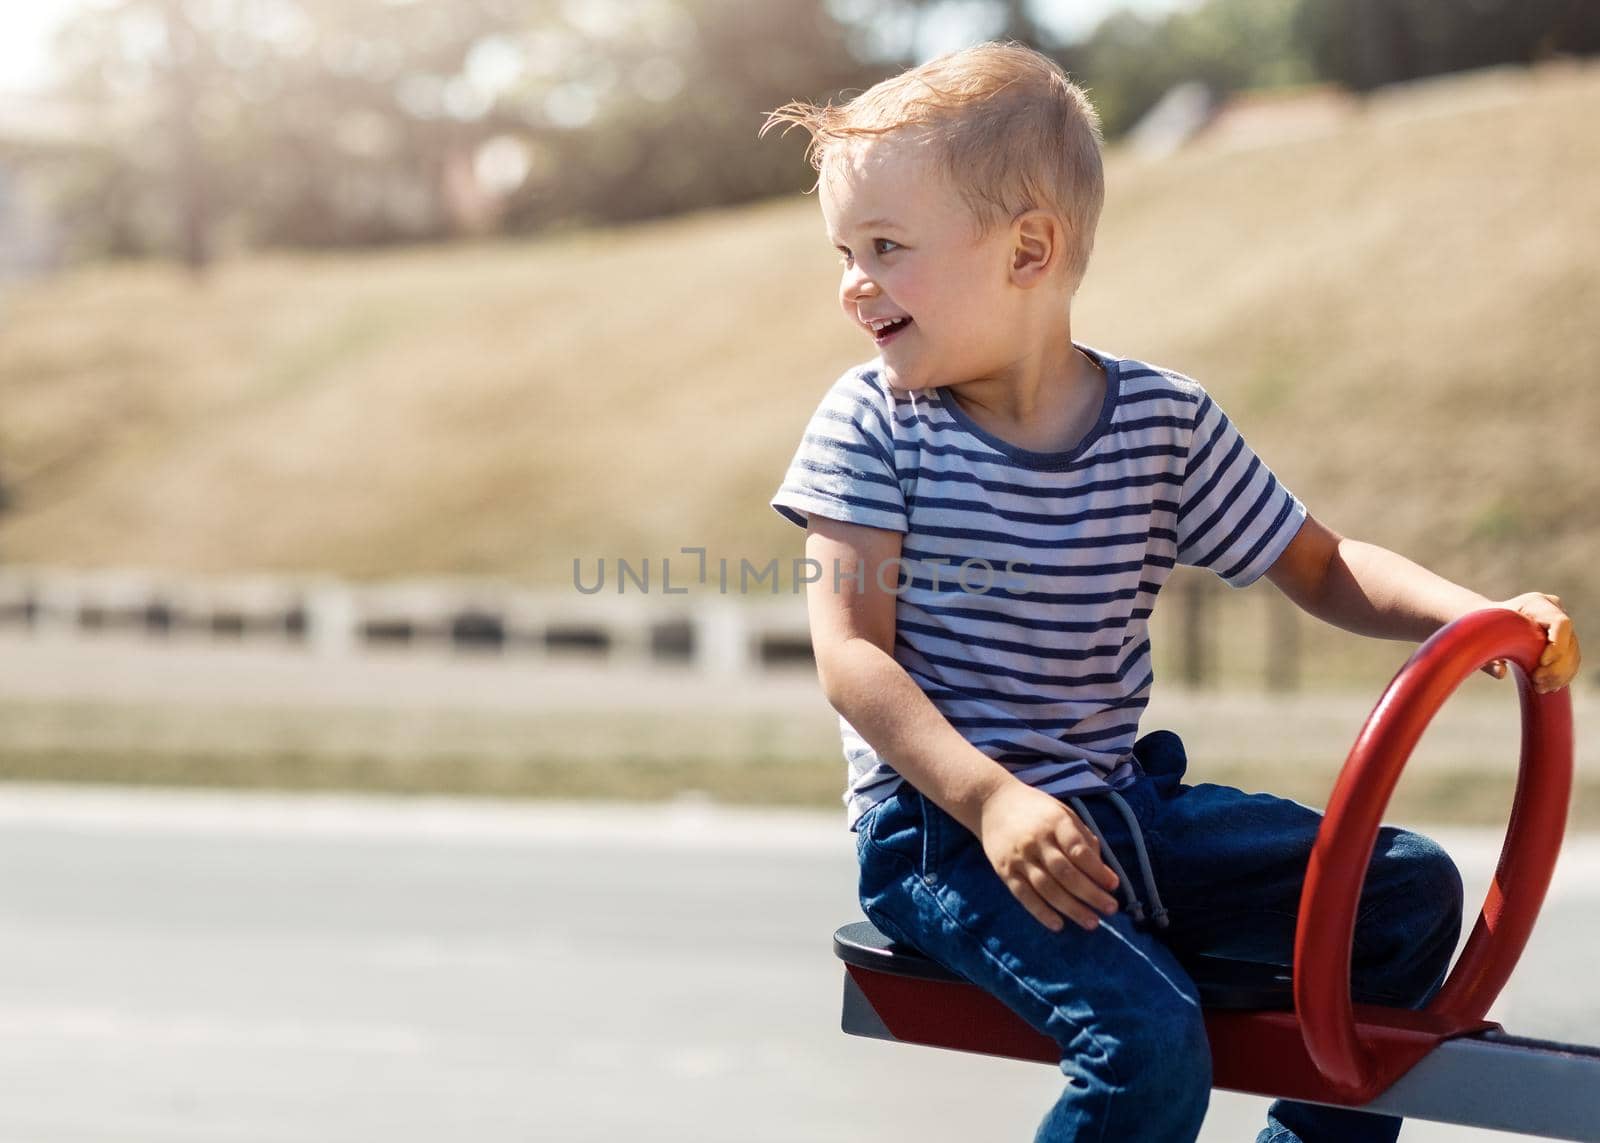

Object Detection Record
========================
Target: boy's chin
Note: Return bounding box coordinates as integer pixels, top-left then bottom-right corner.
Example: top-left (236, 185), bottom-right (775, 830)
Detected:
top-left (879, 365), bottom-right (937, 393)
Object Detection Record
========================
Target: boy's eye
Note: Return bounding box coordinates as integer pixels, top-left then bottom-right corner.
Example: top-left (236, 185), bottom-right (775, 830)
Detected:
top-left (835, 239), bottom-right (898, 268)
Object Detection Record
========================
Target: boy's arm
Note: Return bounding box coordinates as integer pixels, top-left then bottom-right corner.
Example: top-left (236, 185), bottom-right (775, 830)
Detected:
top-left (1263, 515), bottom-right (1581, 693)
top-left (804, 515), bottom-right (1120, 932)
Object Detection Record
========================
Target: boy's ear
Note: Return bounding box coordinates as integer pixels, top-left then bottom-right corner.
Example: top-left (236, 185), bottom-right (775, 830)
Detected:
top-left (1009, 209), bottom-right (1065, 288)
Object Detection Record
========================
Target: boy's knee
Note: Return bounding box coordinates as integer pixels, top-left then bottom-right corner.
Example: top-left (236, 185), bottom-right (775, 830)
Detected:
top-left (1386, 830), bottom-right (1465, 932)
top-left (1126, 1011), bottom-right (1211, 1134)
top-left (1135, 1015), bottom-right (1212, 1113)
top-left (1066, 1003), bottom-right (1211, 1128)
top-left (1357, 830), bottom-right (1464, 1002)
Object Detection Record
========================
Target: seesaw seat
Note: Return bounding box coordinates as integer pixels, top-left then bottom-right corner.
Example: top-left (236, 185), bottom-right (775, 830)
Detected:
top-left (834, 919), bottom-right (1293, 1010)
top-left (832, 611), bottom-right (1600, 1139)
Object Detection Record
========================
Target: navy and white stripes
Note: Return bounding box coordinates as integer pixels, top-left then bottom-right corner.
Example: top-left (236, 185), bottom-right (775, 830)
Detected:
top-left (772, 345), bottom-right (1307, 829)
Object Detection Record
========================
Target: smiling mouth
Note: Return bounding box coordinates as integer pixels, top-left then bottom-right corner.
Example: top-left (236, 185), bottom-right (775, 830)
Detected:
top-left (870, 317), bottom-right (912, 344)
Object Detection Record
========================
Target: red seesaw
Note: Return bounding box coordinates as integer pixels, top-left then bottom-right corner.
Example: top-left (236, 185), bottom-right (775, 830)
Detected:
top-left (835, 609), bottom-right (1598, 1139)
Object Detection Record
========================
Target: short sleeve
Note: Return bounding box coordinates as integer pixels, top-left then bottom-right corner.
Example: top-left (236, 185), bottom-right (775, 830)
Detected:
top-left (770, 369), bottom-right (909, 534)
top-left (1176, 392), bottom-right (1306, 587)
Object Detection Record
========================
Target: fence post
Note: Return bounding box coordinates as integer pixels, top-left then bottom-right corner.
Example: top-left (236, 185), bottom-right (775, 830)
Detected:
top-left (1266, 589), bottom-right (1301, 693)
top-left (306, 582), bottom-right (356, 658)
top-left (1179, 574), bottom-right (1211, 688)
top-left (693, 600), bottom-right (748, 677)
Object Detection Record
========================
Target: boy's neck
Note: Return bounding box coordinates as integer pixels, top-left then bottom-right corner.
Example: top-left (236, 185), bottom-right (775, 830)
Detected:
top-left (945, 324), bottom-right (1106, 447)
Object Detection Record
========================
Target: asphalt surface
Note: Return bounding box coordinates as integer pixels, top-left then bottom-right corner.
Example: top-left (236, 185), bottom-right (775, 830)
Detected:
top-left (2, 786), bottom-right (1596, 1142)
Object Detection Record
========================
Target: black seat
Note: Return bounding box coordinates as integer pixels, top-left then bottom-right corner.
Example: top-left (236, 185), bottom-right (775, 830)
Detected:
top-left (834, 920), bottom-right (1292, 1010)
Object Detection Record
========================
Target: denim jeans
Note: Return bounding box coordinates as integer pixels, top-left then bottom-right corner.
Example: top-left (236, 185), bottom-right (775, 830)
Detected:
top-left (854, 731), bottom-right (1464, 1143)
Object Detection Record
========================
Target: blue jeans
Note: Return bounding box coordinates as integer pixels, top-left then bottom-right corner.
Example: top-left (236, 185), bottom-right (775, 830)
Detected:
top-left (854, 731), bottom-right (1464, 1143)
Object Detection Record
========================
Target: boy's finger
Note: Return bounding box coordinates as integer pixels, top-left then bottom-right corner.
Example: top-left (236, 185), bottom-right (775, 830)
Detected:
top-left (1007, 878), bottom-right (1065, 932)
top-left (1054, 820), bottom-right (1119, 892)
top-left (1041, 848), bottom-right (1119, 915)
top-left (1536, 643), bottom-right (1581, 692)
top-left (1544, 614), bottom-right (1572, 651)
top-left (1014, 872), bottom-right (1095, 932)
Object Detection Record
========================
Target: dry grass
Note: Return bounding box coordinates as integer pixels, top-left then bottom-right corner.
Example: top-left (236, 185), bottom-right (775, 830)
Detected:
top-left (1, 62), bottom-right (1597, 638)
top-left (3, 683), bottom-right (1596, 825)
top-left (6, 672), bottom-right (1593, 826)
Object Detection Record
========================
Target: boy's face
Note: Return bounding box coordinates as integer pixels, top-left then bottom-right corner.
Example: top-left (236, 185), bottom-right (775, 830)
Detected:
top-left (819, 138), bottom-right (1018, 392)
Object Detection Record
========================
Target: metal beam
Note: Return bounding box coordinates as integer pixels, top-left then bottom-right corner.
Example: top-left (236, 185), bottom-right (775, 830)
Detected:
top-left (844, 976), bottom-right (1600, 1140)
top-left (1355, 1031), bottom-right (1600, 1141)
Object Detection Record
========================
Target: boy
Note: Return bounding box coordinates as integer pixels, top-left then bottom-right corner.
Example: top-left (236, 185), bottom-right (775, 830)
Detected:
top-left (764, 42), bottom-right (1580, 1143)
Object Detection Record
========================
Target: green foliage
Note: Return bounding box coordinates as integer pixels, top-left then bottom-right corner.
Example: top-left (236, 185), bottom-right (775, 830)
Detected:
top-left (46, 0), bottom-right (880, 255)
top-left (1059, 0), bottom-right (1312, 137)
top-left (1470, 497), bottom-right (1525, 543)
top-left (33, 0), bottom-right (1600, 259)
top-left (1293, 0), bottom-right (1600, 92)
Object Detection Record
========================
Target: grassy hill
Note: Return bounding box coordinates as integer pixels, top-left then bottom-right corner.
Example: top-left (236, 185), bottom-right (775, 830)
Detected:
top-left (2, 62), bottom-right (1597, 637)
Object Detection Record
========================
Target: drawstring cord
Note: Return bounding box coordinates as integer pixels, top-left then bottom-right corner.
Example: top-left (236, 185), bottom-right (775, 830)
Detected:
top-left (1103, 790), bottom-right (1169, 929)
top-left (1067, 796), bottom-right (1144, 924)
top-left (1069, 791), bottom-right (1169, 930)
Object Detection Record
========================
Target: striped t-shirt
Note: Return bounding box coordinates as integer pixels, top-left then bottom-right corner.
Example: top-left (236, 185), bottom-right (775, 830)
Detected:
top-left (771, 344), bottom-right (1307, 829)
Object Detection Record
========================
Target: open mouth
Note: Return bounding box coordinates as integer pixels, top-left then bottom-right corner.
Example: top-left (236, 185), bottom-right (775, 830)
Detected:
top-left (870, 316), bottom-right (912, 344)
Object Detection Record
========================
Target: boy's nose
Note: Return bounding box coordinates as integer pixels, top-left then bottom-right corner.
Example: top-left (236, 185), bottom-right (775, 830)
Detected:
top-left (842, 265), bottom-right (879, 300)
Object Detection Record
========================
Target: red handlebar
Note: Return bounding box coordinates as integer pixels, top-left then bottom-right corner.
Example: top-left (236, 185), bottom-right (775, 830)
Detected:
top-left (1293, 608), bottom-right (1574, 1099)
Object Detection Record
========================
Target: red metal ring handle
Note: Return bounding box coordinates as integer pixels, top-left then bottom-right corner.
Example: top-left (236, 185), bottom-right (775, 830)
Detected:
top-left (1293, 608), bottom-right (1574, 1097)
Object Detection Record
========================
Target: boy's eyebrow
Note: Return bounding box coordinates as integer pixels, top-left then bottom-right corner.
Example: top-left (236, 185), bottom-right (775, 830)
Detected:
top-left (828, 217), bottom-right (903, 244)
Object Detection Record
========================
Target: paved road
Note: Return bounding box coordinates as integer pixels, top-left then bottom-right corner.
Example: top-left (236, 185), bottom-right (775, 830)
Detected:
top-left (2, 786), bottom-right (1596, 1142)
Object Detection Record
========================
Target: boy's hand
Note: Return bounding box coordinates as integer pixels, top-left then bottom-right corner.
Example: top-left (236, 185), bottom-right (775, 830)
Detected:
top-left (1483, 593), bottom-right (1581, 694)
top-left (976, 781), bottom-right (1120, 933)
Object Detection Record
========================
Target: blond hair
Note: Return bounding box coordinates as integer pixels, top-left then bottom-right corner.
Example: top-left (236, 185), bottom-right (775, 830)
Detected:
top-left (763, 42), bottom-right (1105, 289)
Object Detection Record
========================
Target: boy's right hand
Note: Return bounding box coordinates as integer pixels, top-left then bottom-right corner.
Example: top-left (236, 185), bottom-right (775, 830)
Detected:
top-left (976, 781), bottom-right (1121, 933)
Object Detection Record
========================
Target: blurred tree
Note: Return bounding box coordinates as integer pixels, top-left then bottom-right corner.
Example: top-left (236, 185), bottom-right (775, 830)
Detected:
top-left (1295, 0), bottom-right (1600, 91)
top-left (47, 0), bottom-right (879, 257)
top-left (39, 0), bottom-right (1597, 261)
top-left (498, 0), bottom-right (879, 229)
top-left (994, 0), bottom-right (1044, 49)
top-left (836, 0), bottom-right (1596, 135)
top-left (830, 0), bottom-right (1308, 137)
top-left (54, 0), bottom-right (558, 251)
top-left (1057, 0), bottom-right (1311, 137)
top-left (162, 0), bottom-right (211, 272)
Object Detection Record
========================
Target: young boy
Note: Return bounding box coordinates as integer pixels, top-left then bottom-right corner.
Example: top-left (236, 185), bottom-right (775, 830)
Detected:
top-left (764, 42), bottom-right (1580, 1143)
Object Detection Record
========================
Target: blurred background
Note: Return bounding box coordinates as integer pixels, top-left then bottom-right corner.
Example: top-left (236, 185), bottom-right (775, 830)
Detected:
top-left (1, 0), bottom-right (1596, 810)
top-left (1, 2), bottom-right (1599, 1140)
